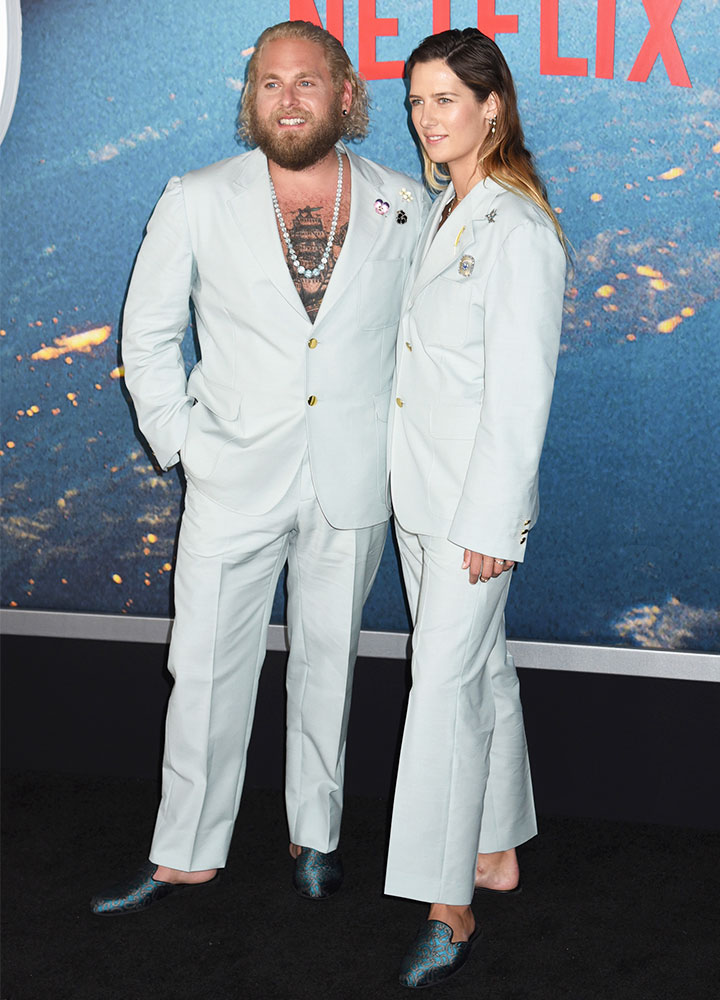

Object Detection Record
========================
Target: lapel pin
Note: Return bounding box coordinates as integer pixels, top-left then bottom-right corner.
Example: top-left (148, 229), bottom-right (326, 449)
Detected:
top-left (486, 209), bottom-right (497, 223)
top-left (396, 210), bottom-right (407, 224)
top-left (454, 225), bottom-right (466, 247)
top-left (399, 188), bottom-right (413, 202)
top-left (458, 254), bottom-right (475, 277)
top-left (374, 199), bottom-right (390, 216)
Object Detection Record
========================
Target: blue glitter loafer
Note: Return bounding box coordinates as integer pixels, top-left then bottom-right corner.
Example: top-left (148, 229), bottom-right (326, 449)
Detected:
top-left (292, 847), bottom-right (343, 899)
top-left (398, 920), bottom-right (481, 989)
top-left (90, 860), bottom-right (218, 916)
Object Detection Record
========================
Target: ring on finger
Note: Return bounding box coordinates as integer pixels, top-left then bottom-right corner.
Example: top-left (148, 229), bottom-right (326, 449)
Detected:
top-left (494, 558), bottom-right (504, 564)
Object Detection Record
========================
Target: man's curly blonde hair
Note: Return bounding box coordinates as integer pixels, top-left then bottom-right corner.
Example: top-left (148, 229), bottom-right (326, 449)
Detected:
top-left (237, 20), bottom-right (370, 145)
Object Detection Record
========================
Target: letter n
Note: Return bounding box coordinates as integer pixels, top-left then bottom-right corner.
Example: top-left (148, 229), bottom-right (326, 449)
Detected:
top-left (289, 0), bottom-right (345, 45)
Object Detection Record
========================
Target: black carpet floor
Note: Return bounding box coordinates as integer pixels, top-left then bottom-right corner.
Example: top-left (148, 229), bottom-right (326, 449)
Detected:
top-left (2, 770), bottom-right (719, 1000)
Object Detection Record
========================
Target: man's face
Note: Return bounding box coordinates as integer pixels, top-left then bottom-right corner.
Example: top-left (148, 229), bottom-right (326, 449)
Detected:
top-left (250, 37), bottom-right (347, 170)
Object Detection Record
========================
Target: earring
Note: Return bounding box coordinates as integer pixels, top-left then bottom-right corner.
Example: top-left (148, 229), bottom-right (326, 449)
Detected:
top-left (342, 108), bottom-right (348, 116)
top-left (490, 115), bottom-right (497, 135)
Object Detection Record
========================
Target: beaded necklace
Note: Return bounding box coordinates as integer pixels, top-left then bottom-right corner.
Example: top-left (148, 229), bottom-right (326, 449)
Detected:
top-left (268, 147), bottom-right (343, 279)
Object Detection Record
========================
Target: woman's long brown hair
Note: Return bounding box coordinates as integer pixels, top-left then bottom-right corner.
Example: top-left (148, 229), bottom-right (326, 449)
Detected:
top-left (407, 28), bottom-right (567, 249)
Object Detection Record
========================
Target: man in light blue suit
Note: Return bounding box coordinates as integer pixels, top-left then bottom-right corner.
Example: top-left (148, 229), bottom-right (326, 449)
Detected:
top-left (91, 20), bottom-right (427, 915)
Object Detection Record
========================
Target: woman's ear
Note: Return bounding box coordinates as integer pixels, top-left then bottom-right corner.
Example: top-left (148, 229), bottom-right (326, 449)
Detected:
top-left (486, 91), bottom-right (499, 122)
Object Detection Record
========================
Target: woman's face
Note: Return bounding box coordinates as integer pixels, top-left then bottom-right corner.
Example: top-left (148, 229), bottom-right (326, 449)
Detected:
top-left (408, 59), bottom-right (496, 179)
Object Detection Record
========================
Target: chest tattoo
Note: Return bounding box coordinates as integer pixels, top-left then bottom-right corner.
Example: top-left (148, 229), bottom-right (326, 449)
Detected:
top-left (276, 205), bottom-right (349, 323)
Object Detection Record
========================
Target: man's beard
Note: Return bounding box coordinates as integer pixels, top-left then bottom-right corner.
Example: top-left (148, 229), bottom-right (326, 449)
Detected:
top-left (249, 97), bottom-right (345, 170)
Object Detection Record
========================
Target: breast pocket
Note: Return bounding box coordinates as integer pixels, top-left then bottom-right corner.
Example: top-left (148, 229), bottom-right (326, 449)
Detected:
top-left (359, 260), bottom-right (405, 329)
top-left (416, 274), bottom-right (474, 347)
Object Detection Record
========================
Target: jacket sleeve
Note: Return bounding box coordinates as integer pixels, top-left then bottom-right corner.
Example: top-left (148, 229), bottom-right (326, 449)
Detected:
top-left (447, 219), bottom-right (566, 561)
top-left (121, 176), bottom-right (195, 470)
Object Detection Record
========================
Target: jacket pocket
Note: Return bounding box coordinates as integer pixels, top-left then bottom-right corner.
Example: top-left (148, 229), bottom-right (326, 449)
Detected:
top-left (416, 276), bottom-right (473, 347)
top-left (359, 260), bottom-right (404, 329)
top-left (181, 394), bottom-right (241, 481)
top-left (186, 365), bottom-right (241, 421)
top-left (429, 402), bottom-right (481, 440)
top-left (374, 386), bottom-right (392, 423)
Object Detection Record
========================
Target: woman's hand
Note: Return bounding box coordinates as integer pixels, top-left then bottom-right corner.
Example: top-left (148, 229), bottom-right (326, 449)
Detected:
top-left (462, 550), bottom-right (515, 584)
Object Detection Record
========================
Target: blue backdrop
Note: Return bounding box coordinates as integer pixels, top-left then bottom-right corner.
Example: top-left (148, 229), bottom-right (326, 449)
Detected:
top-left (1, 0), bottom-right (718, 654)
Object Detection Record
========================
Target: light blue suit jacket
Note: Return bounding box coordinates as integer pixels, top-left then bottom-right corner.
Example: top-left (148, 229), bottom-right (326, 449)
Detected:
top-left (390, 177), bottom-right (566, 561)
top-left (122, 144), bottom-right (428, 529)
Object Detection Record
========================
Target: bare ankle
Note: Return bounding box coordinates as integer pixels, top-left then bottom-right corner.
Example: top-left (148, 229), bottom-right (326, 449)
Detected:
top-left (153, 865), bottom-right (217, 885)
top-left (475, 848), bottom-right (519, 890)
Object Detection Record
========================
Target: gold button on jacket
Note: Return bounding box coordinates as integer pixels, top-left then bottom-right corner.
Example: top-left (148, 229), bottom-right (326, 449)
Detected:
top-left (307, 395), bottom-right (317, 406)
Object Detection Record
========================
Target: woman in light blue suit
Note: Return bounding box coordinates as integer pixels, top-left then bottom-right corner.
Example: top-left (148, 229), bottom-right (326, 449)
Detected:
top-left (384, 29), bottom-right (568, 988)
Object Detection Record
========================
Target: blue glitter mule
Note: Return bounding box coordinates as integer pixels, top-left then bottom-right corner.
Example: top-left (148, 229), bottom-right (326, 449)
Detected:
top-left (398, 919), bottom-right (481, 989)
top-left (90, 860), bottom-right (218, 916)
top-left (292, 847), bottom-right (343, 899)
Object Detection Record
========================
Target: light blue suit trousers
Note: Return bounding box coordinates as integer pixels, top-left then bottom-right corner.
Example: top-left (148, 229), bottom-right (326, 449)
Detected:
top-left (384, 525), bottom-right (536, 905)
top-left (150, 456), bottom-right (386, 871)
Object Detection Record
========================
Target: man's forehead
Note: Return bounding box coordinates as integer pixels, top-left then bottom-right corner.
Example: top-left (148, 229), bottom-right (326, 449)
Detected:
top-left (257, 38), bottom-right (331, 77)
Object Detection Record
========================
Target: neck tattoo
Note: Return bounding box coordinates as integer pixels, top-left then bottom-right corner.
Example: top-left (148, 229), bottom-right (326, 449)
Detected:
top-left (269, 147), bottom-right (343, 279)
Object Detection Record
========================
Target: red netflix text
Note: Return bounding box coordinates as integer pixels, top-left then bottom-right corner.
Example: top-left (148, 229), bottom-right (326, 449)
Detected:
top-left (288, 0), bottom-right (691, 87)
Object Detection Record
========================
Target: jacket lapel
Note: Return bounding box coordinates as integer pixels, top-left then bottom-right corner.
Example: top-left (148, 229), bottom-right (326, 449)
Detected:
top-left (409, 178), bottom-right (503, 300)
top-left (313, 144), bottom-right (385, 325)
top-left (401, 187), bottom-right (450, 306)
top-left (226, 148), bottom-right (310, 322)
